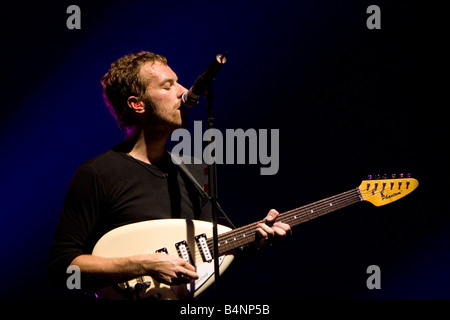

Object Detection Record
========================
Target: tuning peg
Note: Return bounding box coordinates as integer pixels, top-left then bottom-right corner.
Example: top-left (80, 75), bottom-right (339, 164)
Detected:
top-left (391, 173), bottom-right (396, 179)
top-left (406, 173), bottom-right (411, 178)
top-left (368, 174), bottom-right (373, 180)
top-left (375, 174), bottom-right (381, 179)
top-left (399, 173), bottom-right (404, 178)
top-left (382, 174), bottom-right (388, 179)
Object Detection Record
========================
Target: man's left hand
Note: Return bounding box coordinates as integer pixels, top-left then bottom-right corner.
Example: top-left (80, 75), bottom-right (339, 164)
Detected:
top-left (255, 209), bottom-right (292, 247)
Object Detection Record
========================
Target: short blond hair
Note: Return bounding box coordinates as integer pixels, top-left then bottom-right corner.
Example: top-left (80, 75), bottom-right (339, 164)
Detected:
top-left (101, 51), bottom-right (168, 131)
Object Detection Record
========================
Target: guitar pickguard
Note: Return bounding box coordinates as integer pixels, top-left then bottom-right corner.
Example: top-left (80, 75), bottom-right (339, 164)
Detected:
top-left (171, 256), bottom-right (225, 298)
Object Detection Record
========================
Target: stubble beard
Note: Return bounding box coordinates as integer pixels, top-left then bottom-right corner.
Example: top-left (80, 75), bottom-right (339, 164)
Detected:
top-left (142, 96), bottom-right (187, 137)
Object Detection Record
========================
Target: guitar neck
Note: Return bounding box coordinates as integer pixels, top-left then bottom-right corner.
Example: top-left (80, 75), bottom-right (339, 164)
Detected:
top-left (209, 188), bottom-right (362, 255)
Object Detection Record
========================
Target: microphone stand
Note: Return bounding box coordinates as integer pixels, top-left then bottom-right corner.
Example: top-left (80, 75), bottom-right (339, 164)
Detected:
top-left (185, 52), bottom-right (226, 299)
top-left (205, 82), bottom-right (221, 300)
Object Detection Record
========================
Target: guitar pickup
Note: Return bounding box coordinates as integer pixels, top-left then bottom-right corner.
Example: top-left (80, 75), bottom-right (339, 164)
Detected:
top-left (155, 247), bottom-right (168, 254)
top-left (195, 233), bottom-right (213, 263)
top-left (175, 240), bottom-right (193, 265)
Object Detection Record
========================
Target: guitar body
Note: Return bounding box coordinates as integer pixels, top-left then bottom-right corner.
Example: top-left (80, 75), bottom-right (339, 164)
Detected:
top-left (92, 219), bottom-right (234, 300)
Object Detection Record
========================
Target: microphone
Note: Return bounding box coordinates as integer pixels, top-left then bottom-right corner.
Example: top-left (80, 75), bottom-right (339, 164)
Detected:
top-left (181, 53), bottom-right (227, 108)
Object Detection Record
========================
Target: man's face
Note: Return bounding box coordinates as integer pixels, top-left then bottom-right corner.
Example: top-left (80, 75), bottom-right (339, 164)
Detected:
top-left (139, 61), bottom-right (189, 132)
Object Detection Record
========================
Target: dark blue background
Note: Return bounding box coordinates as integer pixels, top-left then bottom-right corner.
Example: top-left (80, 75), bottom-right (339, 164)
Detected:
top-left (1, 0), bottom-right (448, 300)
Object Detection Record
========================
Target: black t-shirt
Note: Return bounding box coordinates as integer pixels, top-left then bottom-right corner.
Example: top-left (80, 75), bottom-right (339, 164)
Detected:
top-left (48, 148), bottom-right (212, 288)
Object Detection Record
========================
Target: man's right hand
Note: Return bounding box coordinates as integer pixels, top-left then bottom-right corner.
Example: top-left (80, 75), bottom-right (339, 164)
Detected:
top-left (136, 253), bottom-right (199, 285)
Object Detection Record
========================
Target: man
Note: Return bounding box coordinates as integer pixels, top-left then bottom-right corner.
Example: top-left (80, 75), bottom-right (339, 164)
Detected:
top-left (48, 51), bottom-right (291, 295)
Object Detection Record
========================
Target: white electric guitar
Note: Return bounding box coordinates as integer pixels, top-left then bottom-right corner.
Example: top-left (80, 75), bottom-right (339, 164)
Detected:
top-left (92, 175), bottom-right (418, 300)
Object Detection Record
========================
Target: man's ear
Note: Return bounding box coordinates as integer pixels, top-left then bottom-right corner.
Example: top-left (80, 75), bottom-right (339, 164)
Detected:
top-left (127, 96), bottom-right (145, 114)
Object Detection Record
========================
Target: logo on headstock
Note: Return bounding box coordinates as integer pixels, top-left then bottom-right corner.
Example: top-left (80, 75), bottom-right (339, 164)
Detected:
top-left (381, 190), bottom-right (402, 201)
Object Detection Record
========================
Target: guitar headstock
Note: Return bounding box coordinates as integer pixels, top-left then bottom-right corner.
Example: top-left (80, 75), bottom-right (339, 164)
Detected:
top-left (358, 174), bottom-right (419, 206)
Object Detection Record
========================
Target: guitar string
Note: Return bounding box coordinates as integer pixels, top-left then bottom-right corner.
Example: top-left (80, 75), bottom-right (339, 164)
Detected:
top-left (282, 190), bottom-right (362, 226)
top-left (215, 190), bottom-right (361, 249)
top-left (129, 188), bottom-right (362, 285)
top-left (192, 186), bottom-right (392, 262)
top-left (206, 189), bottom-right (363, 256)
top-left (190, 192), bottom-right (359, 263)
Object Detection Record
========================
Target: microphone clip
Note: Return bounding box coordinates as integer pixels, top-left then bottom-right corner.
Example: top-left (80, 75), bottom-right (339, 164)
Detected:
top-left (181, 52), bottom-right (227, 108)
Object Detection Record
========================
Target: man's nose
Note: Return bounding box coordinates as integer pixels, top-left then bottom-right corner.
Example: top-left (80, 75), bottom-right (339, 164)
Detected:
top-left (178, 83), bottom-right (188, 98)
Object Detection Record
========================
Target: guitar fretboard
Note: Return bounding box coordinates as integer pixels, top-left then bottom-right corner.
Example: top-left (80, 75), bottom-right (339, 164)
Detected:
top-left (207, 188), bottom-right (362, 256)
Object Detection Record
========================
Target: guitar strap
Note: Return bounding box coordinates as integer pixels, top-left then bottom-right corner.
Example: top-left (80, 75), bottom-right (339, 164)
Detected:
top-left (171, 153), bottom-right (236, 229)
